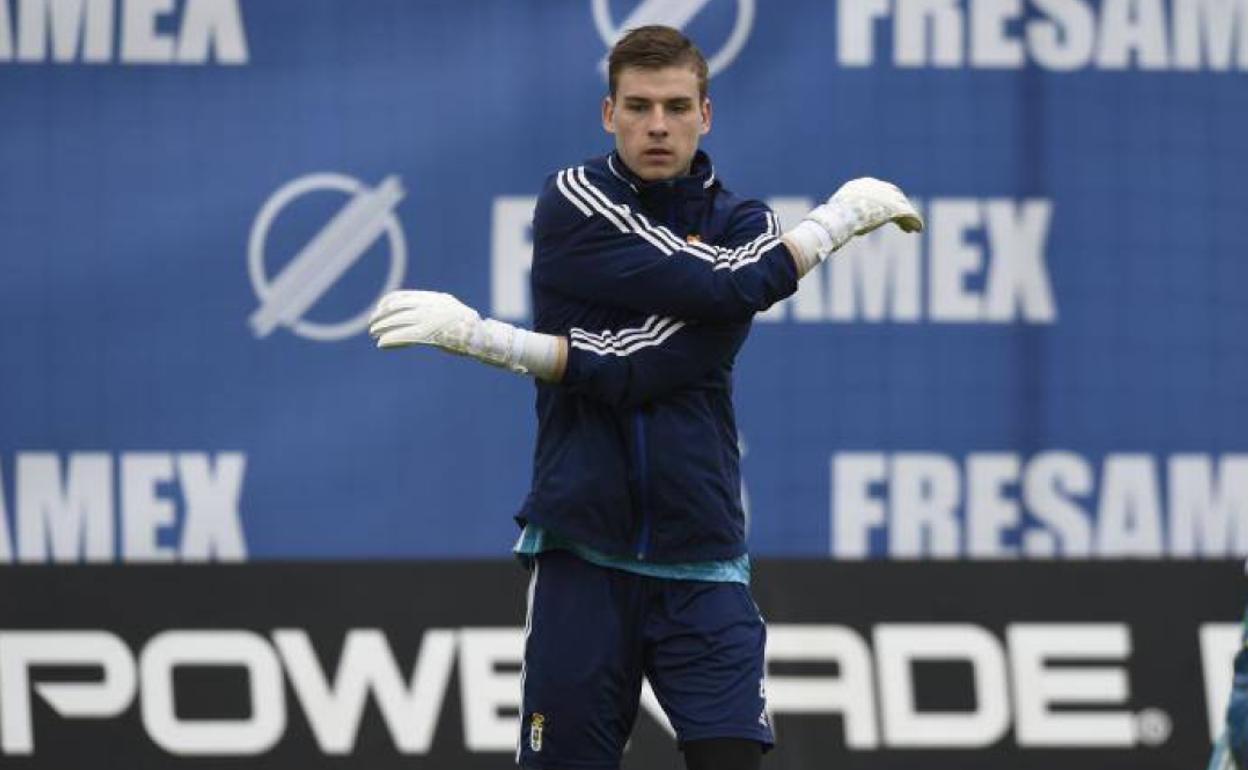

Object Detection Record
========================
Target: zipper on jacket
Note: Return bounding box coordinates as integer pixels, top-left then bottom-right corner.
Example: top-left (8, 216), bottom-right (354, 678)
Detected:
top-left (631, 194), bottom-right (677, 560)
top-left (633, 411), bottom-right (651, 560)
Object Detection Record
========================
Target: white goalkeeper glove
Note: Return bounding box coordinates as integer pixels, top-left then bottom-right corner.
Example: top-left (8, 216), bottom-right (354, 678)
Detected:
top-left (368, 290), bottom-right (563, 381)
top-left (784, 177), bottom-right (924, 277)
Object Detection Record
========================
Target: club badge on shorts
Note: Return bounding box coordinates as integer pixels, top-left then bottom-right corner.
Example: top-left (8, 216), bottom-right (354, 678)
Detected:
top-left (529, 713), bottom-right (546, 752)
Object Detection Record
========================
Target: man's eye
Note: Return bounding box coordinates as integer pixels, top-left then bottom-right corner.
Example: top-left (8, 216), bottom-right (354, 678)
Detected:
top-left (626, 103), bottom-right (648, 112)
top-left (669, 103), bottom-right (691, 113)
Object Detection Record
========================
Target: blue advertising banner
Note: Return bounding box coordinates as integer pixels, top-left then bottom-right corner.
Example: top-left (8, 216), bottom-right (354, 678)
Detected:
top-left (0, 0), bottom-right (1245, 560)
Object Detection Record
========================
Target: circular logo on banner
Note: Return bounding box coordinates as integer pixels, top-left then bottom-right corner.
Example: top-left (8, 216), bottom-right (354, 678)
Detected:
top-left (592, 0), bottom-right (756, 78)
top-left (247, 173), bottom-right (407, 342)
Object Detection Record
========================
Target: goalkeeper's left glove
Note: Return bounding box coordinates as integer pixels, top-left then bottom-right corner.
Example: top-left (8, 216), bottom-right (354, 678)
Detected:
top-left (784, 177), bottom-right (923, 277)
top-left (368, 290), bottom-right (563, 381)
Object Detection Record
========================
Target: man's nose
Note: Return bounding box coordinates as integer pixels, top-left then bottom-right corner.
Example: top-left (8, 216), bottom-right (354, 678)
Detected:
top-left (646, 106), bottom-right (668, 135)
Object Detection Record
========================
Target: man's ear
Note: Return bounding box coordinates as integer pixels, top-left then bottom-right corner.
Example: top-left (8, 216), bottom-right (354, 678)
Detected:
top-left (700, 97), bottom-right (712, 135)
top-left (602, 96), bottom-right (616, 134)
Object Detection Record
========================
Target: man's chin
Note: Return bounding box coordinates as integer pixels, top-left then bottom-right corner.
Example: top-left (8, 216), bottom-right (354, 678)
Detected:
top-left (636, 159), bottom-right (680, 181)
top-left (618, 150), bottom-right (692, 181)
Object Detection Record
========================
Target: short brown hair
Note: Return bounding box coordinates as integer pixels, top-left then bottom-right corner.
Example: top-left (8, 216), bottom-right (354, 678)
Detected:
top-left (608, 25), bottom-right (709, 100)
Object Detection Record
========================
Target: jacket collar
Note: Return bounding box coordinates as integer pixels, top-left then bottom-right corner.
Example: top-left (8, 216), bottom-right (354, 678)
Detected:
top-left (607, 150), bottom-right (717, 197)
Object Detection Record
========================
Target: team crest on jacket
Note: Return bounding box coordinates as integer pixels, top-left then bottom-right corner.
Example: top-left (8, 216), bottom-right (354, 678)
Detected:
top-left (530, 713), bottom-right (546, 752)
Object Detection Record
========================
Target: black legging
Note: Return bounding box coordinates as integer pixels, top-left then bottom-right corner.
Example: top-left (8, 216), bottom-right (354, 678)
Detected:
top-left (683, 738), bottom-right (763, 770)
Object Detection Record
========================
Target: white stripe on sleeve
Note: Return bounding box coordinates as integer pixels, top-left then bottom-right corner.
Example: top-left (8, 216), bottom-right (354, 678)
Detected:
top-left (569, 317), bottom-right (686, 357)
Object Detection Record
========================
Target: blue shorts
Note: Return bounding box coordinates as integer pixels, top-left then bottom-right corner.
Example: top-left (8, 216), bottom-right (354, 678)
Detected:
top-left (516, 549), bottom-right (773, 770)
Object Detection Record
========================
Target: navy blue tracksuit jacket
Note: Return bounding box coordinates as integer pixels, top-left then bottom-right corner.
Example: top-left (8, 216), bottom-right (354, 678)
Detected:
top-left (517, 151), bottom-right (799, 563)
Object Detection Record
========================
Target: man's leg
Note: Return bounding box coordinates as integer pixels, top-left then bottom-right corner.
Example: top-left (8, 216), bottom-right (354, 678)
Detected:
top-left (644, 579), bottom-right (773, 766)
top-left (683, 737), bottom-right (762, 770)
top-left (517, 550), bottom-right (646, 770)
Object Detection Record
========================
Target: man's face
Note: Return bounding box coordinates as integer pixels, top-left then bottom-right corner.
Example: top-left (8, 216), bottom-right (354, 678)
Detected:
top-left (603, 65), bottom-right (711, 182)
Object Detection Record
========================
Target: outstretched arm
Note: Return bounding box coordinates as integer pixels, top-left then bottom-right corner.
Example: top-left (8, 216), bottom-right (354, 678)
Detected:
top-left (532, 168), bottom-right (923, 323)
top-left (369, 292), bottom-right (745, 409)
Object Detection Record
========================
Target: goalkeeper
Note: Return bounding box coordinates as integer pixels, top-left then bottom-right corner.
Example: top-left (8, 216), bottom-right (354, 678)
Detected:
top-left (370, 25), bottom-right (921, 770)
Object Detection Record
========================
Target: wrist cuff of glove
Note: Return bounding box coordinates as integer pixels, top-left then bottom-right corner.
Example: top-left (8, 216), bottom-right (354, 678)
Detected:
top-left (471, 319), bottom-right (561, 380)
top-left (786, 219), bottom-right (838, 278)
top-left (806, 201), bottom-right (857, 253)
top-left (509, 327), bottom-right (562, 381)
top-left (464, 319), bottom-right (514, 370)
top-left (786, 202), bottom-right (859, 277)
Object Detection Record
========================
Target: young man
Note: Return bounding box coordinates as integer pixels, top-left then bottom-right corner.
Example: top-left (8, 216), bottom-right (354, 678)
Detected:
top-left (369, 26), bottom-right (922, 770)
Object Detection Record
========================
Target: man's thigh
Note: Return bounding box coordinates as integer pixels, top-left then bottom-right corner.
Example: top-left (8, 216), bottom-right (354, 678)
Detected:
top-left (518, 550), bottom-right (646, 770)
top-left (644, 580), bottom-right (774, 750)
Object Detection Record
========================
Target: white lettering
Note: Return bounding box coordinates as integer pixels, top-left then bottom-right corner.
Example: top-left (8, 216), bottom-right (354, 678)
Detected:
top-left (0, 0), bottom-right (11, 59)
top-left (16, 0), bottom-right (112, 62)
top-left (767, 625), bottom-right (879, 748)
top-left (0, 623), bottom-right (1176, 753)
top-left (1201, 623), bottom-right (1241, 740)
top-left (0, 631), bottom-right (136, 754)
top-left (972, 0), bottom-right (1025, 67)
top-left (490, 196), bottom-right (537, 321)
top-left (897, 0), bottom-right (965, 66)
top-left (928, 199), bottom-right (983, 322)
top-left (178, 453), bottom-right (247, 561)
top-left (275, 628), bottom-right (455, 754)
top-left (838, 0), bottom-right (1246, 70)
top-left (1173, 0), bottom-right (1248, 70)
top-left (17, 453), bottom-right (113, 562)
top-left (120, 0), bottom-right (174, 63)
top-left (838, 0), bottom-right (892, 65)
top-left (1096, 454), bottom-right (1164, 557)
top-left (1169, 455), bottom-right (1248, 556)
top-left (457, 628), bottom-right (523, 751)
top-left (891, 453), bottom-right (961, 557)
top-left (1028, 0), bottom-right (1097, 69)
top-left (121, 453), bottom-right (176, 562)
top-left (768, 623), bottom-right (1142, 748)
top-left (1022, 451), bottom-right (1092, 557)
top-left (829, 214), bottom-right (923, 321)
top-left (875, 624), bottom-right (1011, 746)
top-left (967, 453), bottom-right (1021, 557)
top-left (1097, 0), bottom-right (1171, 69)
top-left (141, 631), bottom-right (284, 755)
top-left (4, 0), bottom-right (248, 64)
top-left (1008, 624), bottom-right (1135, 746)
top-left (175, 0), bottom-right (247, 64)
top-left (832, 453), bottom-right (887, 558)
top-left (833, 451), bottom-right (1248, 559)
top-left (3, 452), bottom-right (247, 563)
top-left (983, 200), bottom-right (1056, 322)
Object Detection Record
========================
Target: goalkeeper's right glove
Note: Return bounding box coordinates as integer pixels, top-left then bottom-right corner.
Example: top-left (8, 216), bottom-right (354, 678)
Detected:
top-left (368, 289), bottom-right (564, 381)
top-left (784, 177), bottom-right (923, 277)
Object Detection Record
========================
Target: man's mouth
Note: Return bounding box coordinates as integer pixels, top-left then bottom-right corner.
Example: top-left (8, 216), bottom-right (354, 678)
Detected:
top-left (643, 148), bottom-right (673, 160)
